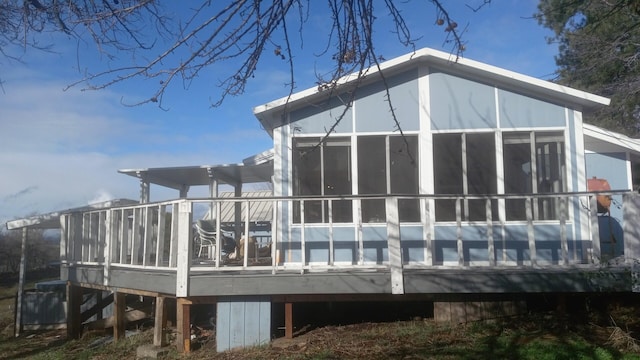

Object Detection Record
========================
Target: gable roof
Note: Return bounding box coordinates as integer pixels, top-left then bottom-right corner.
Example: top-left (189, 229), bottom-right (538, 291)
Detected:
top-left (253, 47), bottom-right (610, 134)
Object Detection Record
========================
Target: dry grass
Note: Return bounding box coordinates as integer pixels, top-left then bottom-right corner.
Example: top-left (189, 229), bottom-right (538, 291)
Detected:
top-left (2, 291), bottom-right (640, 359)
top-left (2, 315), bottom-right (640, 360)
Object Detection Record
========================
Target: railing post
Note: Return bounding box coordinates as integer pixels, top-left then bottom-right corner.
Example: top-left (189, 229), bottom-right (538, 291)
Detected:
top-left (356, 199), bottom-right (364, 265)
top-left (119, 209), bottom-right (129, 265)
top-left (82, 213), bottom-right (90, 262)
top-left (131, 208), bottom-right (141, 265)
top-left (72, 213), bottom-right (83, 262)
top-left (99, 212), bottom-right (107, 262)
top-left (271, 199), bottom-right (278, 274)
top-left (423, 198), bottom-right (433, 266)
top-left (623, 193), bottom-right (640, 266)
top-left (103, 210), bottom-right (112, 286)
top-left (456, 198), bottom-right (463, 266)
top-left (176, 201), bottom-right (193, 297)
top-left (215, 201), bottom-right (222, 269)
top-left (300, 200), bottom-right (306, 272)
top-left (386, 197), bottom-right (404, 295)
top-left (328, 199), bottom-right (334, 266)
top-left (559, 196), bottom-right (568, 265)
top-left (156, 205), bottom-right (167, 267)
top-left (60, 214), bottom-right (69, 265)
top-left (590, 196), bottom-right (601, 264)
top-left (170, 205), bottom-right (180, 268)
top-left (486, 198), bottom-right (495, 266)
top-left (526, 197), bottom-right (537, 266)
top-left (143, 206), bottom-right (154, 266)
top-left (243, 199), bottom-right (251, 267)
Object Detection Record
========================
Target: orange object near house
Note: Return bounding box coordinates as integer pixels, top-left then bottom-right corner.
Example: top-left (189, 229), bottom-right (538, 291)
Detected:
top-left (587, 177), bottom-right (612, 211)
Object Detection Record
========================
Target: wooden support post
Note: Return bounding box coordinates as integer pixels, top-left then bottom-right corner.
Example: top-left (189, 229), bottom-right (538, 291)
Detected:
top-left (66, 283), bottom-right (83, 339)
top-left (556, 293), bottom-right (567, 317)
top-left (113, 292), bottom-right (126, 341)
top-left (15, 228), bottom-right (27, 337)
top-left (153, 296), bottom-right (167, 347)
top-left (176, 298), bottom-right (191, 353)
top-left (284, 302), bottom-right (293, 339)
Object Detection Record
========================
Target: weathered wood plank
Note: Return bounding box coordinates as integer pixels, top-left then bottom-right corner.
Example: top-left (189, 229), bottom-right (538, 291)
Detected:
top-left (153, 296), bottom-right (167, 347)
top-left (113, 292), bottom-right (126, 341)
top-left (176, 298), bottom-right (191, 353)
top-left (66, 283), bottom-right (83, 339)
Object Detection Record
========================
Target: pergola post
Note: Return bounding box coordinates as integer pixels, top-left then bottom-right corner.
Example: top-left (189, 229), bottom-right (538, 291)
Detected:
top-left (234, 183), bottom-right (243, 238)
top-left (179, 184), bottom-right (189, 199)
top-left (208, 168), bottom-right (219, 219)
top-left (14, 227), bottom-right (27, 337)
top-left (137, 171), bottom-right (150, 204)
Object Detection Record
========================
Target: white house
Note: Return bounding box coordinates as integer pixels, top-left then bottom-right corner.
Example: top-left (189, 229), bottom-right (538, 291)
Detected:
top-left (7, 47), bottom-right (640, 353)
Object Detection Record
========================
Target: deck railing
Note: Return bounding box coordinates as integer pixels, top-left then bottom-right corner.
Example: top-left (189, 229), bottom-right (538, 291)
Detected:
top-left (59, 191), bottom-right (633, 295)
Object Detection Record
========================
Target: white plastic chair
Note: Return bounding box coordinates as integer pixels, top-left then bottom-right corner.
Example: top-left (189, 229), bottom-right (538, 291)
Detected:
top-left (195, 219), bottom-right (236, 259)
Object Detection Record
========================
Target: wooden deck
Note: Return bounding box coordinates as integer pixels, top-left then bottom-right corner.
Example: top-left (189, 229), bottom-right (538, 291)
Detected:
top-left (58, 192), bottom-right (640, 296)
top-left (56, 192), bottom-right (640, 352)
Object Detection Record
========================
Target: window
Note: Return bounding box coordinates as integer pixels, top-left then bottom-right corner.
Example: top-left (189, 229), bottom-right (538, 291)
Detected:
top-left (293, 137), bottom-right (352, 223)
top-left (503, 132), bottom-right (565, 220)
top-left (433, 133), bottom-right (497, 221)
top-left (357, 135), bottom-right (420, 222)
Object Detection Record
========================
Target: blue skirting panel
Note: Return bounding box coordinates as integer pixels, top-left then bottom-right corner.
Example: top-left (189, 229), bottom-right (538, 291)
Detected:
top-left (216, 296), bottom-right (271, 352)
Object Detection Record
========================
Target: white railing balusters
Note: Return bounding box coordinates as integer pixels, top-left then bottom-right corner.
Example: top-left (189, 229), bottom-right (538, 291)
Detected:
top-left (487, 198), bottom-right (495, 267)
top-left (357, 200), bottom-right (364, 266)
top-left (60, 191), bottom-right (629, 290)
top-left (559, 196), bottom-right (568, 265)
top-left (170, 204), bottom-right (179, 268)
top-left (300, 200), bottom-right (306, 272)
top-left (243, 200), bottom-right (250, 268)
top-left (590, 196), bottom-right (601, 264)
top-left (328, 199), bottom-right (334, 266)
top-left (103, 210), bottom-right (112, 286)
top-left (156, 205), bottom-right (167, 267)
top-left (456, 198), bottom-right (463, 266)
top-left (526, 197), bottom-right (537, 266)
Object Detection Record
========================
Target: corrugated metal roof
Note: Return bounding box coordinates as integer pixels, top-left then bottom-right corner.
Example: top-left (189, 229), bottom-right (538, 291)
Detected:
top-left (209, 190), bottom-right (273, 223)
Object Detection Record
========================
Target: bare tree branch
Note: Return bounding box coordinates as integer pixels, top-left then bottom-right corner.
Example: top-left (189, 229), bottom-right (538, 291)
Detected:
top-left (1, 0), bottom-right (473, 110)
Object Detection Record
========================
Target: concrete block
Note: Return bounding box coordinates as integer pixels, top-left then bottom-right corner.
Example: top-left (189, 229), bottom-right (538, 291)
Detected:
top-left (136, 344), bottom-right (170, 359)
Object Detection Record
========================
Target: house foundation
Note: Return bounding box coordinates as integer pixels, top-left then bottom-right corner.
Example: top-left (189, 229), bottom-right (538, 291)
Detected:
top-left (434, 300), bottom-right (527, 324)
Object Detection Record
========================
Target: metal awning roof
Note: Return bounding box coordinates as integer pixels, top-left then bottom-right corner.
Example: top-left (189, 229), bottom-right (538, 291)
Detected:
top-left (209, 190), bottom-right (273, 223)
top-left (6, 198), bottom-right (138, 230)
top-left (583, 123), bottom-right (640, 154)
top-left (118, 149), bottom-right (274, 190)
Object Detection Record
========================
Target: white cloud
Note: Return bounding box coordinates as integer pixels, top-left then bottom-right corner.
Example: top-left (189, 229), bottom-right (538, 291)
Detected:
top-left (0, 66), bottom-right (273, 227)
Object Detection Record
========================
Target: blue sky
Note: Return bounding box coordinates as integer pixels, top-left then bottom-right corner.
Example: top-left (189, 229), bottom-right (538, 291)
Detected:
top-left (0, 0), bottom-right (559, 226)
